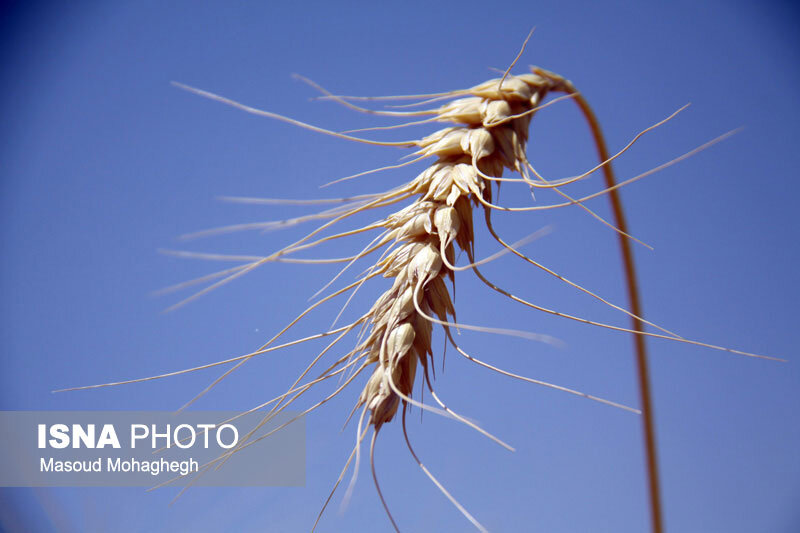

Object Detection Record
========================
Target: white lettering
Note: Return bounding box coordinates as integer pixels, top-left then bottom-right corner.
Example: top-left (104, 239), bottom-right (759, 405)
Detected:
top-left (72, 424), bottom-right (94, 448)
top-left (151, 424), bottom-right (171, 449)
top-left (130, 424), bottom-right (149, 449)
top-left (174, 424), bottom-right (195, 449)
top-left (39, 457), bottom-right (102, 472)
top-left (97, 425), bottom-right (121, 449)
top-left (197, 423), bottom-right (215, 448)
top-left (49, 424), bottom-right (69, 449)
top-left (216, 424), bottom-right (238, 449)
top-left (107, 457), bottom-right (199, 476)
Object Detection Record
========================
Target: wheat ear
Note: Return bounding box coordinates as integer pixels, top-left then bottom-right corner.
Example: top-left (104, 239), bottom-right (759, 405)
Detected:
top-left (58, 44), bottom-right (784, 531)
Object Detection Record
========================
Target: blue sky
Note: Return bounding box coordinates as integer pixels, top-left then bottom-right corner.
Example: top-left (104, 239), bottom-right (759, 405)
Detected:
top-left (1, 1), bottom-right (798, 531)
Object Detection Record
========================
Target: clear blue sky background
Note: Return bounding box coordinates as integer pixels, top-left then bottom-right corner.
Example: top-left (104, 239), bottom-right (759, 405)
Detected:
top-left (1, 1), bottom-right (798, 532)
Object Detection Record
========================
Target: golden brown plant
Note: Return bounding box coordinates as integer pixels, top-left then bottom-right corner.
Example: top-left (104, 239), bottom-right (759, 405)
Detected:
top-left (61, 34), bottom-right (779, 532)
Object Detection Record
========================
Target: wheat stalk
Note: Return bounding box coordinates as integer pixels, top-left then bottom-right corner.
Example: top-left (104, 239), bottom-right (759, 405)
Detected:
top-left (58, 35), bottom-right (782, 532)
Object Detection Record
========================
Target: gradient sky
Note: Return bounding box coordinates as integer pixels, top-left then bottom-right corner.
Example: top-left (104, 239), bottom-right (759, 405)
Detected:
top-left (1, 1), bottom-right (799, 532)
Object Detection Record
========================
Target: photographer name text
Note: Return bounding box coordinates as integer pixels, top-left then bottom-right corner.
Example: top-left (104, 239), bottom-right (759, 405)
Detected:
top-left (40, 456), bottom-right (199, 476)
